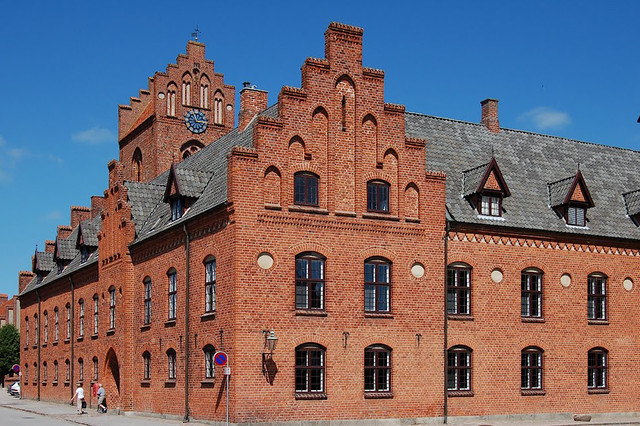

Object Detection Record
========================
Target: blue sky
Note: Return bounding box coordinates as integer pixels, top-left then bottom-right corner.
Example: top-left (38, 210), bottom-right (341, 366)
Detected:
top-left (0, 1), bottom-right (639, 298)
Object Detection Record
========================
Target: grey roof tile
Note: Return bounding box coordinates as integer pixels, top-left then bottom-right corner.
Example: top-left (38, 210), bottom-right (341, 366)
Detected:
top-left (623, 189), bottom-right (640, 217)
top-left (547, 176), bottom-right (575, 207)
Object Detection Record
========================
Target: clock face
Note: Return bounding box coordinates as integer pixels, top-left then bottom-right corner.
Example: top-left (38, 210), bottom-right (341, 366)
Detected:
top-left (185, 110), bottom-right (208, 134)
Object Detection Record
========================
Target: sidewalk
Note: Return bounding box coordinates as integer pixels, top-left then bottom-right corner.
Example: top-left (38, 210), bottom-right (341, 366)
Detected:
top-left (1, 387), bottom-right (640, 425)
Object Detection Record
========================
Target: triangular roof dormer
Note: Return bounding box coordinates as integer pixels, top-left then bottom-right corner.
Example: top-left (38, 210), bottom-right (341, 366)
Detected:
top-left (462, 157), bottom-right (511, 198)
top-left (163, 163), bottom-right (182, 202)
top-left (548, 170), bottom-right (594, 208)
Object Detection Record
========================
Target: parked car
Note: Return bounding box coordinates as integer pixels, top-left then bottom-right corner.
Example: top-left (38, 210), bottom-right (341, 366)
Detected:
top-left (8, 382), bottom-right (20, 397)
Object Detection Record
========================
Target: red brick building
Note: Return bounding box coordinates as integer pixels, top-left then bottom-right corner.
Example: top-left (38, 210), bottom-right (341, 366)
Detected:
top-left (17, 23), bottom-right (640, 423)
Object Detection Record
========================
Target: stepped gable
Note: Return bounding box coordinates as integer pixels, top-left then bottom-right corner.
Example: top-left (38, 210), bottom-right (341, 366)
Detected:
top-left (407, 112), bottom-right (640, 240)
top-left (55, 226), bottom-right (79, 261)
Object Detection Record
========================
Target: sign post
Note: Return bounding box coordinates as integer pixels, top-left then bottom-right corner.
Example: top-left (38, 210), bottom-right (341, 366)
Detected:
top-left (214, 352), bottom-right (229, 426)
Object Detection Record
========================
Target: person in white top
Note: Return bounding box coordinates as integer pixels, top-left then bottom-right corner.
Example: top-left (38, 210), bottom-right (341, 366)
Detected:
top-left (71, 383), bottom-right (85, 414)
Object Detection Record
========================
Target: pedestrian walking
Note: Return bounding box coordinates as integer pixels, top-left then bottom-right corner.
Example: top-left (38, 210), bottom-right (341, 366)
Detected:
top-left (97, 383), bottom-right (106, 413)
top-left (71, 383), bottom-right (86, 414)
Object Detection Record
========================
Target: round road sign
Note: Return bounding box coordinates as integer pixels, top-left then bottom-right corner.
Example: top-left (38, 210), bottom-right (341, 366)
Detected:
top-left (214, 351), bottom-right (228, 366)
top-left (12, 364), bottom-right (20, 373)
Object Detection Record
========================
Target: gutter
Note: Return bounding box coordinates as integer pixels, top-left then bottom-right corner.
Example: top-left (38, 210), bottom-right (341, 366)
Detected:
top-left (182, 223), bottom-right (191, 422)
top-left (36, 289), bottom-right (41, 401)
top-left (443, 220), bottom-right (450, 424)
top-left (69, 276), bottom-right (75, 399)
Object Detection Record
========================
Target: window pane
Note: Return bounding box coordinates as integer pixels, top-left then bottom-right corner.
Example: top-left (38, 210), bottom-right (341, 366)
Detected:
top-left (310, 282), bottom-right (323, 309)
top-left (364, 263), bottom-right (375, 282)
top-left (377, 285), bottom-right (389, 311)
top-left (309, 369), bottom-right (322, 391)
top-left (364, 369), bottom-right (375, 391)
top-left (378, 264), bottom-right (389, 283)
top-left (296, 369), bottom-right (307, 391)
top-left (310, 259), bottom-right (323, 279)
top-left (296, 282), bottom-right (308, 309)
top-left (296, 259), bottom-right (307, 279)
top-left (365, 285), bottom-right (375, 311)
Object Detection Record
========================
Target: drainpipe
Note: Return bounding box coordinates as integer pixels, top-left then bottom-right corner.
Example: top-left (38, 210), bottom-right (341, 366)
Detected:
top-left (36, 289), bottom-right (41, 401)
top-left (69, 277), bottom-right (75, 399)
top-left (443, 221), bottom-right (450, 424)
top-left (182, 223), bottom-right (191, 422)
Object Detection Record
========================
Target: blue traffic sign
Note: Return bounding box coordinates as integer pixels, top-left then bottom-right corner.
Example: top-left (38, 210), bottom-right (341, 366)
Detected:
top-left (12, 364), bottom-right (20, 373)
top-left (214, 351), bottom-right (228, 366)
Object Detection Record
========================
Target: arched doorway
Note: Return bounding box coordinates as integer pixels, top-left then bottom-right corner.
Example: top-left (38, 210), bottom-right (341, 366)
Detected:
top-left (104, 348), bottom-right (121, 409)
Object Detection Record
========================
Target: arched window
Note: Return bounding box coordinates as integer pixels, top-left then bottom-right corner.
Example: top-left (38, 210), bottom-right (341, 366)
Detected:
top-left (447, 263), bottom-right (471, 315)
top-left (24, 364), bottom-right (28, 382)
top-left (66, 303), bottom-right (71, 339)
top-left (200, 75), bottom-right (210, 109)
top-left (367, 180), bottom-right (390, 213)
top-left (143, 277), bottom-right (152, 324)
top-left (588, 347), bottom-right (608, 390)
top-left (447, 346), bottom-right (472, 393)
top-left (364, 258), bottom-right (391, 313)
top-left (93, 356), bottom-right (99, 382)
top-left (34, 314), bottom-right (38, 346)
top-left (214, 91), bottom-right (224, 125)
top-left (167, 349), bottom-right (177, 380)
top-left (109, 287), bottom-right (116, 330)
top-left (294, 172), bottom-right (319, 206)
top-left (295, 343), bottom-right (325, 396)
top-left (43, 311), bottom-right (48, 344)
top-left (295, 253), bottom-right (325, 310)
top-left (54, 360), bottom-right (59, 382)
top-left (166, 83), bottom-right (177, 117)
top-left (25, 317), bottom-right (29, 346)
top-left (78, 299), bottom-right (85, 338)
top-left (54, 307), bottom-right (59, 342)
top-left (132, 148), bottom-right (143, 182)
top-left (521, 347), bottom-right (543, 391)
top-left (204, 257), bottom-right (216, 313)
top-left (364, 344), bottom-right (391, 393)
top-left (167, 269), bottom-right (177, 320)
top-left (43, 361), bottom-right (48, 383)
top-left (78, 358), bottom-right (84, 382)
top-left (93, 294), bottom-right (99, 335)
top-left (203, 345), bottom-right (216, 379)
top-left (143, 351), bottom-right (151, 380)
top-left (182, 74), bottom-right (192, 105)
top-left (33, 362), bottom-right (37, 383)
top-left (65, 359), bottom-right (70, 383)
top-left (522, 268), bottom-right (543, 318)
top-left (588, 273), bottom-right (607, 320)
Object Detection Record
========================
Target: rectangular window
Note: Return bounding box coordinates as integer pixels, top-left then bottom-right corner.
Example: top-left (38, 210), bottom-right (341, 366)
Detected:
top-left (294, 173), bottom-right (319, 206)
top-left (54, 362), bottom-right (59, 382)
top-left (447, 266), bottom-right (471, 315)
top-left (567, 205), bottom-right (586, 226)
top-left (364, 346), bottom-right (391, 392)
top-left (93, 358), bottom-right (98, 381)
top-left (171, 198), bottom-right (183, 221)
top-left (54, 310), bottom-right (59, 342)
top-left (205, 349), bottom-right (215, 379)
top-left (364, 260), bottom-right (391, 312)
top-left (479, 194), bottom-right (501, 216)
top-left (295, 255), bottom-right (325, 310)
top-left (588, 275), bottom-right (607, 320)
top-left (79, 301), bottom-right (85, 337)
top-left (447, 348), bottom-right (471, 391)
top-left (168, 272), bottom-right (177, 320)
top-left (521, 349), bottom-right (543, 390)
top-left (588, 349), bottom-right (607, 389)
top-left (295, 345), bottom-right (325, 394)
top-left (43, 313), bottom-right (48, 344)
top-left (143, 353), bottom-right (151, 380)
top-left (66, 306), bottom-right (71, 339)
top-left (521, 271), bottom-right (542, 318)
top-left (144, 279), bottom-right (152, 324)
top-left (168, 351), bottom-right (176, 379)
top-left (367, 181), bottom-right (390, 213)
top-left (78, 359), bottom-right (84, 382)
top-left (205, 260), bottom-right (216, 313)
top-left (109, 289), bottom-right (116, 330)
top-left (93, 297), bottom-right (99, 335)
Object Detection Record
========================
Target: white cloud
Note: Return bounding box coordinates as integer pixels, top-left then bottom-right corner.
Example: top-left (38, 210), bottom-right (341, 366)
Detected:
top-left (72, 126), bottom-right (115, 145)
top-left (44, 210), bottom-right (62, 221)
top-left (519, 107), bottom-right (571, 131)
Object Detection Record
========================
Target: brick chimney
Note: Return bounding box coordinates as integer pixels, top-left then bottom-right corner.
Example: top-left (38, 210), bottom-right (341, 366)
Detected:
top-left (481, 98), bottom-right (500, 133)
top-left (45, 240), bottom-right (56, 253)
top-left (57, 226), bottom-right (72, 241)
top-left (19, 271), bottom-right (35, 294)
top-left (91, 196), bottom-right (106, 219)
top-left (238, 82), bottom-right (268, 132)
top-left (70, 206), bottom-right (91, 229)
top-left (325, 22), bottom-right (363, 67)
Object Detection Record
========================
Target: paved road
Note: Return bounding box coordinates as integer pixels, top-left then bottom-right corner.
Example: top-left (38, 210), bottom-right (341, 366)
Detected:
top-left (0, 404), bottom-right (75, 425)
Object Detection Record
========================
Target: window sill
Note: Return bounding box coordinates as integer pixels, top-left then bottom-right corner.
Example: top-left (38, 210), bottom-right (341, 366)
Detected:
top-left (200, 312), bottom-right (216, 320)
top-left (141, 379), bottom-right (150, 387)
top-left (522, 317), bottom-right (545, 323)
top-left (32, 381), bottom-right (37, 386)
top-left (52, 381), bottom-right (58, 386)
top-left (448, 390), bottom-right (474, 397)
top-left (295, 309), bottom-right (327, 317)
top-left (32, 345), bottom-right (38, 349)
top-left (23, 346), bottom-right (28, 351)
top-left (364, 391), bottom-right (393, 399)
top-left (165, 319), bottom-right (177, 327)
top-left (264, 203), bottom-right (282, 211)
top-left (362, 212), bottom-right (399, 221)
top-left (53, 341), bottom-right (58, 346)
top-left (42, 382), bottom-right (47, 386)
top-left (42, 343), bottom-right (47, 348)
top-left (288, 205), bottom-right (329, 215)
top-left (588, 319), bottom-right (609, 325)
top-left (201, 379), bottom-right (215, 388)
top-left (448, 314), bottom-right (474, 321)
top-left (521, 389), bottom-right (545, 396)
top-left (164, 380), bottom-right (177, 388)
top-left (364, 312), bottom-right (394, 319)
top-left (335, 210), bottom-right (356, 217)
top-left (77, 336), bottom-right (84, 342)
top-left (295, 392), bottom-right (327, 400)
top-left (64, 381), bottom-right (70, 387)
top-left (64, 338), bottom-right (71, 343)
top-left (91, 334), bottom-right (98, 340)
top-left (140, 324), bottom-right (151, 332)
top-left (106, 329), bottom-right (115, 336)
top-left (405, 217), bottom-right (420, 223)
top-left (588, 388), bottom-right (609, 394)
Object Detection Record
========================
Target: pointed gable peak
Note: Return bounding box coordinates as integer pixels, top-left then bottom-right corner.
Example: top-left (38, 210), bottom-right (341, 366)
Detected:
top-left (462, 157), bottom-right (510, 197)
top-left (567, 170), bottom-right (594, 207)
top-left (163, 163), bottom-right (181, 202)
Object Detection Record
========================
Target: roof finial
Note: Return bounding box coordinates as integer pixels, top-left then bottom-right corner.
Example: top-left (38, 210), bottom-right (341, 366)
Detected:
top-left (577, 162), bottom-right (581, 171)
top-left (191, 26), bottom-right (201, 42)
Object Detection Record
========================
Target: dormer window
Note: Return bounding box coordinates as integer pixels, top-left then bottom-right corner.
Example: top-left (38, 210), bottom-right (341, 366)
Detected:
top-left (170, 196), bottom-right (183, 221)
top-left (80, 245), bottom-right (89, 263)
top-left (548, 170), bottom-right (594, 228)
top-left (462, 158), bottom-right (510, 218)
top-left (57, 260), bottom-right (64, 274)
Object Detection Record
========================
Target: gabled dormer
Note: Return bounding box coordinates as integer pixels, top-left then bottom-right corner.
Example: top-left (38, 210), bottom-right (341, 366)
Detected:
top-left (32, 249), bottom-right (54, 283)
top-left (547, 170), bottom-right (594, 227)
top-left (163, 163), bottom-right (213, 221)
top-left (76, 220), bottom-right (99, 264)
top-left (462, 157), bottom-right (511, 217)
top-left (622, 189), bottom-right (640, 225)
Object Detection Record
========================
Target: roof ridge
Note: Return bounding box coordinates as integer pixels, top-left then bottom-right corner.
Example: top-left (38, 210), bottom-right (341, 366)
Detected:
top-left (406, 112), bottom-right (640, 154)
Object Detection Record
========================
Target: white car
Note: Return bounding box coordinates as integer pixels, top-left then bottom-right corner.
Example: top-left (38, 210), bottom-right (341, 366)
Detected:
top-left (8, 382), bottom-right (20, 397)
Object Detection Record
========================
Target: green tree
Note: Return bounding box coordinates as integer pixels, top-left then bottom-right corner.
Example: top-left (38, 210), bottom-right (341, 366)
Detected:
top-left (0, 324), bottom-right (20, 382)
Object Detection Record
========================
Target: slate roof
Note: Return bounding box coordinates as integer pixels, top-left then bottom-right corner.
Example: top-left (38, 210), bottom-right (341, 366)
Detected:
top-left (170, 168), bottom-right (214, 198)
top-left (78, 215), bottom-right (101, 247)
top-left (34, 251), bottom-right (54, 273)
top-left (407, 112), bottom-right (640, 240)
top-left (461, 162), bottom-right (489, 197)
top-left (547, 176), bottom-right (575, 207)
top-left (56, 227), bottom-right (79, 260)
top-left (623, 189), bottom-right (640, 217)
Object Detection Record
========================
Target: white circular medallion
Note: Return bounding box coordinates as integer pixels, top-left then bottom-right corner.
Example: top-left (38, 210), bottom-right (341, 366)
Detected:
top-left (560, 273), bottom-right (571, 288)
top-left (491, 269), bottom-right (503, 283)
top-left (623, 278), bottom-right (633, 291)
top-left (226, 104), bottom-right (233, 111)
top-left (158, 92), bottom-right (166, 99)
top-left (257, 252), bottom-right (274, 270)
top-left (411, 262), bottom-right (425, 279)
